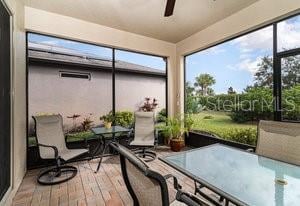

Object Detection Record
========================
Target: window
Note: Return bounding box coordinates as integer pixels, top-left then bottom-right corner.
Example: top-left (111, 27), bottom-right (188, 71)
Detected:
top-left (115, 50), bottom-right (167, 118)
top-left (277, 14), bottom-right (300, 122)
top-left (280, 54), bottom-right (300, 121)
top-left (277, 15), bottom-right (300, 52)
top-left (27, 33), bottom-right (113, 149)
top-left (185, 26), bottom-right (273, 146)
top-left (185, 13), bottom-right (300, 146)
top-left (27, 33), bottom-right (168, 156)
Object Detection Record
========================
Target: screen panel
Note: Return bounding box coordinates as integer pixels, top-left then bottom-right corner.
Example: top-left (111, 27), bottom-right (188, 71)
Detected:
top-left (0, 1), bottom-right (11, 201)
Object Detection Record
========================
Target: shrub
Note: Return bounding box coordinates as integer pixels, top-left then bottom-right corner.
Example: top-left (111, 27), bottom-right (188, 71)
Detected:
top-left (222, 128), bottom-right (257, 145)
top-left (184, 114), bottom-right (194, 131)
top-left (282, 85), bottom-right (300, 121)
top-left (157, 108), bottom-right (167, 122)
top-left (81, 117), bottom-right (93, 131)
top-left (114, 111), bottom-right (134, 128)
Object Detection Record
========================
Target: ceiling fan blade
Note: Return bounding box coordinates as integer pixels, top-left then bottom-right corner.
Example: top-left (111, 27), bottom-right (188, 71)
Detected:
top-left (164, 0), bottom-right (176, 17)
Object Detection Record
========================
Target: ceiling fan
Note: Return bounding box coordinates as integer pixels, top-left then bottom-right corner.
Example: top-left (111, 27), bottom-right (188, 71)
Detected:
top-left (164, 0), bottom-right (216, 17)
top-left (164, 0), bottom-right (176, 17)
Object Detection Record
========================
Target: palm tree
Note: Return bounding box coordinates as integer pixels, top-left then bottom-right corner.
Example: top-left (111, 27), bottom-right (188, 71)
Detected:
top-left (194, 73), bottom-right (216, 96)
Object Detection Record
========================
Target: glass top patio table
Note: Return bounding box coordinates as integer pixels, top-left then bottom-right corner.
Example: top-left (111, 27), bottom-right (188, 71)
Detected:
top-left (160, 144), bottom-right (300, 206)
top-left (91, 126), bottom-right (130, 136)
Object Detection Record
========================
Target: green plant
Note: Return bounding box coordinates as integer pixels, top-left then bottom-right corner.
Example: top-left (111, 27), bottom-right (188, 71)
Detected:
top-left (100, 112), bottom-right (114, 123)
top-left (67, 114), bottom-right (81, 132)
top-left (157, 108), bottom-right (167, 122)
top-left (81, 117), bottom-right (93, 131)
top-left (100, 111), bottom-right (134, 128)
top-left (140, 97), bottom-right (158, 112)
top-left (184, 114), bottom-right (194, 131)
top-left (222, 128), bottom-right (257, 145)
top-left (157, 116), bottom-right (187, 141)
top-left (114, 111), bottom-right (134, 128)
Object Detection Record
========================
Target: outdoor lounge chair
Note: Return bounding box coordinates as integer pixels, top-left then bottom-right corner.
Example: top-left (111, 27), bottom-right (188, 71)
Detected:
top-left (256, 120), bottom-right (300, 166)
top-left (33, 114), bottom-right (89, 185)
top-left (129, 111), bottom-right (157, 162)
top-left (110, 142), bottom-right (212, 206)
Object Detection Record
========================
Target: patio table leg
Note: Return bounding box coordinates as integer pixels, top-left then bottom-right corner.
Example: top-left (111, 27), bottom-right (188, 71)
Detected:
top-left (89, 135), bottom-right (104, 160)
top-left (95, 138), bottom-right (109, 173)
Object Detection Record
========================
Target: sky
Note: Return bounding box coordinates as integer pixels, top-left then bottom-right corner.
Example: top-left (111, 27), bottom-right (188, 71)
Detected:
top-left (28, 33), bottom-right (166, 72)
top-left (186, 15), bottom-right (300, 94)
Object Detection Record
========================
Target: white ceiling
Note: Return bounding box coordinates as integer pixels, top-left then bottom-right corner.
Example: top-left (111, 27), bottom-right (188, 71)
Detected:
top-left (24, 0), bottom-right (258, 43)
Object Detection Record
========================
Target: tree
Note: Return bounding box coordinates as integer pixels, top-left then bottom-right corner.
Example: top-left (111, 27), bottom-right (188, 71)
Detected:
top-left (227, 86), bottom-right (236, 94)
top-left (254, 56), bottom-right (273, 88)
top-left (185, 82), bottom-right (199, 113)
top-left (254, 55), bottom-right (300, 89)
top-left (194, 73), bottom-right (216, 96)
top-left (185, 82), bottom-right (195, 96)
top-left (281, 55), bottom-right (300, 89)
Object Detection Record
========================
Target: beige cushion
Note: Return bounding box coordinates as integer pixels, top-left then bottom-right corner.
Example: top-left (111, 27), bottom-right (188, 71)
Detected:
top-left (126, 159), bottom-right (163, 206)
top-left (130, 112), bottom-right (155, 147)
top-left (257, 120), bottom-right (300, 166)
top-left (34, 114), bottom-right (88, 160)
top-left (170, 200), bottom-right (187, 206)
top-left (59, 148), bottom-right (88, 161)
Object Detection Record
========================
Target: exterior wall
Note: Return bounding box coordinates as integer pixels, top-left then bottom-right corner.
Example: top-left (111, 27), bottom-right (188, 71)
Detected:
top-left (24, 7), bottom-right (177, 117)
top-left (28, 64), bottom-right (166, 133)
top-left (176, 0), bottom-right (300, 115)
top-left (115, 74), bottom-right (166, 111)
top-left (1, 0), bottom-right (26, 206)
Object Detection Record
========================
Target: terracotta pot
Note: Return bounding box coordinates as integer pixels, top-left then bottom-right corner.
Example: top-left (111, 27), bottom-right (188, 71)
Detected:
top-left (170, 139), bottom-right (185, 152)
top-left (104, 122), bottom-right (112, 129)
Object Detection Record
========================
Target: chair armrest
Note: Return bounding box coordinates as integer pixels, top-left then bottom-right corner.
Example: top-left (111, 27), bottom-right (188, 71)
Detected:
top-left (164, 174), bottom-right (182, 190)
top-left (176, 191), bottom-right (211, 206)
top-left (127, 128), bottom-right (134, 138)
top-left (38, 143), bottom-right (59, 159)
top-left (246, 148), bottom-right (254, 152)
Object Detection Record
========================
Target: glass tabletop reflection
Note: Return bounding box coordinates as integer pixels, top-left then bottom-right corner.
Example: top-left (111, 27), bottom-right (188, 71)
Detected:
top-left (161, 144), bottom-right (300, 206)
top-left (91, 126), bottom-right (130, 135)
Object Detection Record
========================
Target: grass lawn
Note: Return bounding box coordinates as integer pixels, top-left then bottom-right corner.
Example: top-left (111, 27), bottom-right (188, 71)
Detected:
top-left (191, 111), bottom-right (258, 145)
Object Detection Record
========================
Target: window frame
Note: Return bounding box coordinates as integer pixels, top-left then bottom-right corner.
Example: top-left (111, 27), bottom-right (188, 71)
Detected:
top-left (184, 12), bottom-right (300, 123)
top-left (25, 32), bottom-right (168, 164)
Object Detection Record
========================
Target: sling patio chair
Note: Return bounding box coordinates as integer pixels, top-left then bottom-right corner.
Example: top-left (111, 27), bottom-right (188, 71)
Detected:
top-left (256, 120), bottom-right (300, 166)
top-left (110, 142), bottom-right (213, 206)
top-left (33, 114), bottom-right (89, 185)
top-left (129, 111), bottom-right (158, 162)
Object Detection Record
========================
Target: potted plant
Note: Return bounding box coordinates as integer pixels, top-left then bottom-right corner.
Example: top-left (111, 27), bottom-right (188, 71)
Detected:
top-left (139, 97), bottom-right (158, 112)
top-left (100, 113), bottom-right (114, 129)
top-left (158, 116), bottom-right (187, 152)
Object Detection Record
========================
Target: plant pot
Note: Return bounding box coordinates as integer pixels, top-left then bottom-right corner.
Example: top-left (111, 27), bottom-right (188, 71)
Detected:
top-left (104, 122), bottom-right (112, 129)
top-left (170, 138), bottom-right (185, 152)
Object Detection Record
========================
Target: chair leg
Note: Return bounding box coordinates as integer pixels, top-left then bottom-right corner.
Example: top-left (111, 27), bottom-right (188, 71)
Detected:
top-left (194, 181), bottom-right (224, 206)
top-left (38, 164), bottom-right (77, 185)
top-left (134, 148), bottom-right (156, 162)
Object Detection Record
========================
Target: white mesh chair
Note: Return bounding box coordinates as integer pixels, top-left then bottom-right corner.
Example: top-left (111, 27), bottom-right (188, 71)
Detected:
top-left (257, 120), bottom-right (300, 166)
top-left (110, 143), bottom-right (212, 206)
top-left (130, 111), bottom-right (157, 162)
top-left (33, 114), bottom-right (89, 185)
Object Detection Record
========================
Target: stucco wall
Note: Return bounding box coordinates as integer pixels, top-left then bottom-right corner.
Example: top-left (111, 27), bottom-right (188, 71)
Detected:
top-left (28, 64), bottom-right (166, 133)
